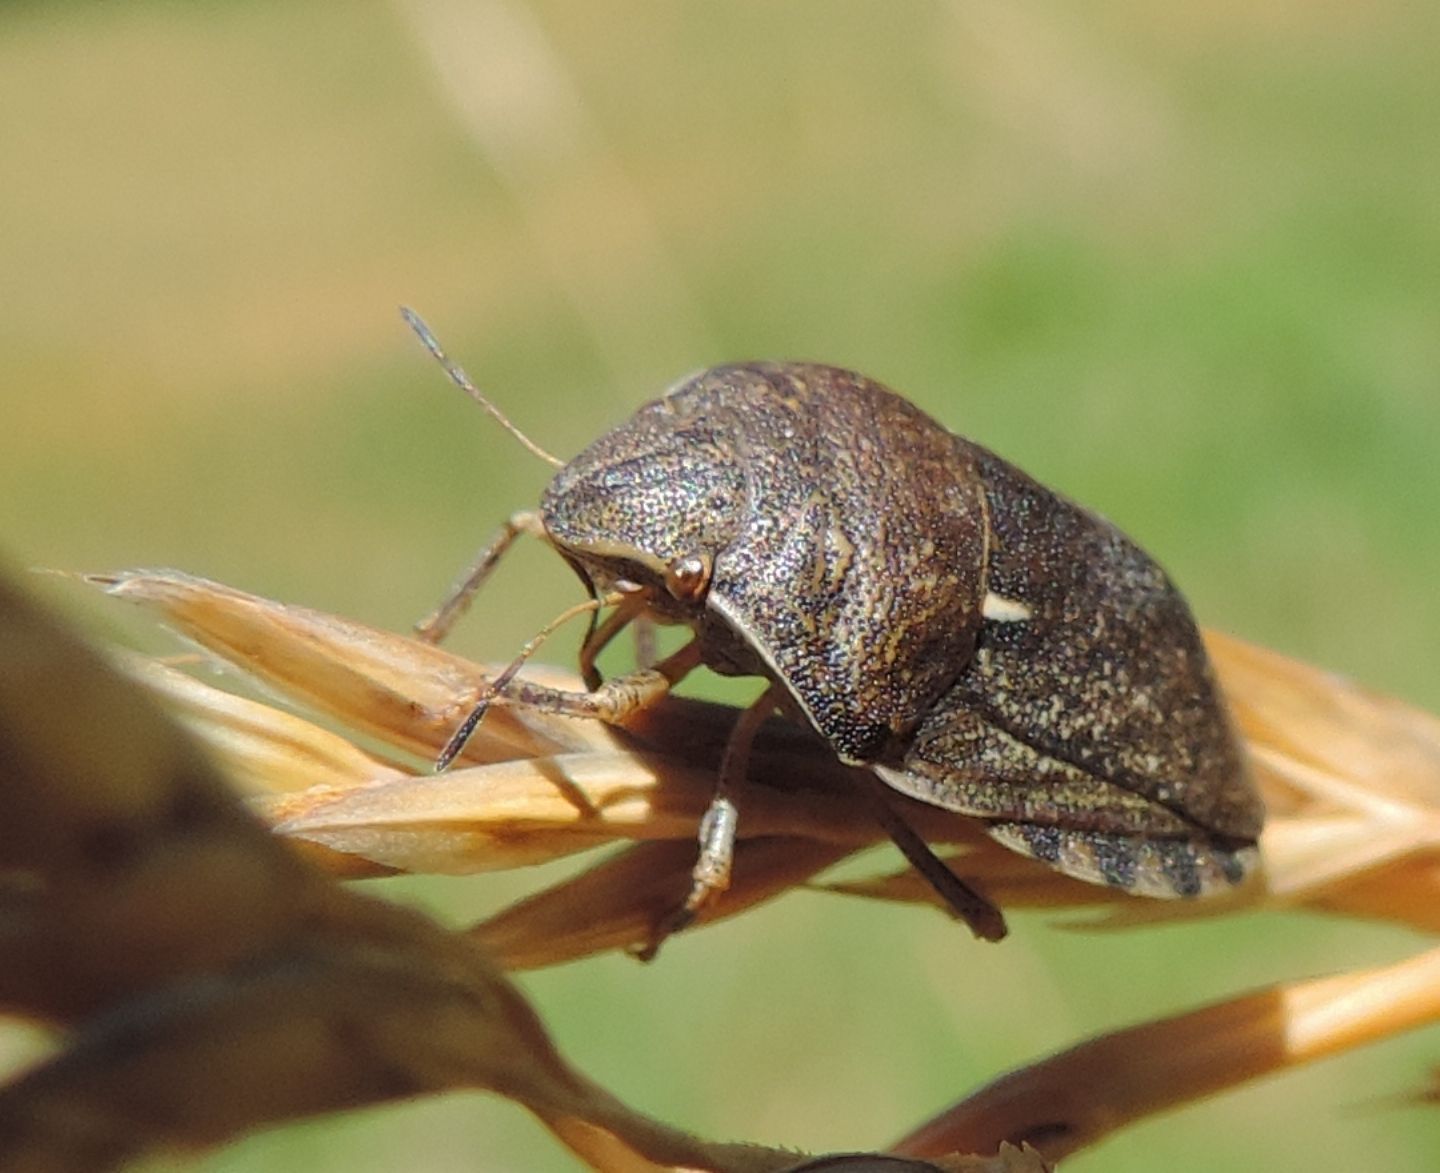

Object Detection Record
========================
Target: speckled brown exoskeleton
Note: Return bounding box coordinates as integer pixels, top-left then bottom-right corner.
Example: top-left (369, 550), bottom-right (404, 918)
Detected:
top-left (403, 309), bottom-right (1264, 953)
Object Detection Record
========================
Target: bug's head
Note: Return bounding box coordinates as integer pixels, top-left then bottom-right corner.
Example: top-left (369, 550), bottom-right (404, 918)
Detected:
top-left (539, 384), bottom-right (745, 620)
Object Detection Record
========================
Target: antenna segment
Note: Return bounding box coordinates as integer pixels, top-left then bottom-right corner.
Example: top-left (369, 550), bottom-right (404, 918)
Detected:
top-left (401, 306), bottom-right (565, 470)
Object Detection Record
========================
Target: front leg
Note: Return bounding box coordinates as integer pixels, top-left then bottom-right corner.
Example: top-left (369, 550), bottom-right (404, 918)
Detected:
top-left (436, 640), bottom-right (703, 769)
top-left (576, 591), bottom-right (650, 690)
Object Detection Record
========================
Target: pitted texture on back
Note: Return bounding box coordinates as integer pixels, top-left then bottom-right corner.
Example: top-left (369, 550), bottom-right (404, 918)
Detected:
top-left (539, 359), bottom-right (1261, 900)
top-left (683, 364), bottom-right (990, 761)
top-left (896, 448), bottom-right (1263, 842)
top-left (543, 364), bottom-right (990, 761)
top-left (542, 392), bottom-right (746, 573)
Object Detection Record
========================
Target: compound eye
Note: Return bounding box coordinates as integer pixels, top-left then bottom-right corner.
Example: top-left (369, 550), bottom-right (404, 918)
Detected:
top-left (664, 553), bottom-right (712, 602)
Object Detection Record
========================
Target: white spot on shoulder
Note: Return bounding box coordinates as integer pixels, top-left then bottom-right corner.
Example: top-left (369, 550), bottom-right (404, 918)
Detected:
top-left (982, 592), bottom-right (1032, 622)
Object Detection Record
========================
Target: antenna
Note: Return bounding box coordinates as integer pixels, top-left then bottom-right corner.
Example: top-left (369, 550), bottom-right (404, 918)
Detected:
top-left (401, 307), bottom-right (565, 470)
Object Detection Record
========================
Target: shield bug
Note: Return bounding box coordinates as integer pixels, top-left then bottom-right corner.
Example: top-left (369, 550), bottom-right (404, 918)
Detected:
top-left (403, 309), bottom-right (1264, 952)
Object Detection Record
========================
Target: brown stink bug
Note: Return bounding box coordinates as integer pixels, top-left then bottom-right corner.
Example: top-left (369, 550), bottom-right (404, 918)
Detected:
top-left (402, 309), bottom-right (1264, 952)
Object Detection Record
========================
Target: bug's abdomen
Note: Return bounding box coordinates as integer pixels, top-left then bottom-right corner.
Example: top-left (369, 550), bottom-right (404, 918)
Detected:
top-left (882, 447), bottom-right (1263, 898)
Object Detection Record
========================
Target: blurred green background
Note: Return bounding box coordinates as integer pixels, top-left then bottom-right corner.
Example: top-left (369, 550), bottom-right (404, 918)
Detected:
top-left (3, 1), bottom-right (1437, 1170)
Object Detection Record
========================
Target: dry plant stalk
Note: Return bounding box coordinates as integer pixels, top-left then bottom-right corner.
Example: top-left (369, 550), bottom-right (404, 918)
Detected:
top-left (6, 566), bottom-right (1435, 1168)
top-left (88, 570), bottom-right (1440, 945)
top-left (893, 944), bottom-right (1440, 1162)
